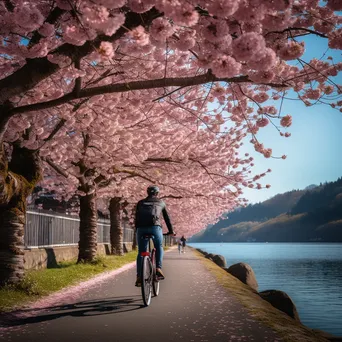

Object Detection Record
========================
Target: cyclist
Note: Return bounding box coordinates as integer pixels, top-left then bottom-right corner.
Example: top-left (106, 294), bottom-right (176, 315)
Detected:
top-left (180, 235), bottom-right (187, 253)
top-left (135, 185), bottom-right (174, 287)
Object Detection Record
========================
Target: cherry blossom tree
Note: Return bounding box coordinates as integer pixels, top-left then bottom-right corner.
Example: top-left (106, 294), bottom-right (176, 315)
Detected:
top-left (0, 0), bottom-right (342, 284)
top-left (39, 91), bottom-right (264, 262)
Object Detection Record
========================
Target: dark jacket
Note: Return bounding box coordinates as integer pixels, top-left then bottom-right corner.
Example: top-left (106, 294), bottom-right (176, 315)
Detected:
top-left (135, 196), bottom-right (173, 233)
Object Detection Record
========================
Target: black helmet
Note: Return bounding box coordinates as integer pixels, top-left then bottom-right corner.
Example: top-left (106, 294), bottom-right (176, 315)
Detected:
top-left (147, 185), bottom-right (160, 196)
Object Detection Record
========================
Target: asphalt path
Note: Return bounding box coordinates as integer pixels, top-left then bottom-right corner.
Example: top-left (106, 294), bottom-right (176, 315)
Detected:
top-left (0, 248), bottom-right (281, 342)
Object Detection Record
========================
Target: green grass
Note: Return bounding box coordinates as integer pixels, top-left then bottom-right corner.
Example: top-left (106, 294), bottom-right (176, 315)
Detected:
top-left (0, 252), bottom-right (137, 312)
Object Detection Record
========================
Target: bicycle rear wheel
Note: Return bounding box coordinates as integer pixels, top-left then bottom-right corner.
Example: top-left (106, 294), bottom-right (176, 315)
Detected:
top-left (151, 249), bottom-right (160, 296)
top-left (141, 256), bottom-right (153, 306)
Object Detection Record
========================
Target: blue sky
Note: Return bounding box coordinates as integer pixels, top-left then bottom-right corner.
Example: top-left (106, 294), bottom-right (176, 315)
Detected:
top-left (239, 34), bottom-right (342, 204)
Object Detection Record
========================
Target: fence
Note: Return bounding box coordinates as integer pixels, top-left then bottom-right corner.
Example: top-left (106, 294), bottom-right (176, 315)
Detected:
top-left (25, 210), bottom-right (135, 248)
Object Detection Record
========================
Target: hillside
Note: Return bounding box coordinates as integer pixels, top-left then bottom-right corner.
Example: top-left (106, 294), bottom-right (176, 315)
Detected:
top-left (191, 177), bottom-right (342, 242)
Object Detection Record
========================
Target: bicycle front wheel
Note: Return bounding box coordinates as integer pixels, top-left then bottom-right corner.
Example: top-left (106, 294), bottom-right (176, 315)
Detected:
top-left (141, 256), bottom-right (153, 306)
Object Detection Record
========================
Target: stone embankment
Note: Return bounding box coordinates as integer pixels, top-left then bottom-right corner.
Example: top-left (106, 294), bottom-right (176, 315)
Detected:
top-left (195, 248), bottom-right (341, 342)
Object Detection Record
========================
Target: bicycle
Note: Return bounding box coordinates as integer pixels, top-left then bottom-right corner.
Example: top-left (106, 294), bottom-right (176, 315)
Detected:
top-left (139, 232), bottom-right (173, 307)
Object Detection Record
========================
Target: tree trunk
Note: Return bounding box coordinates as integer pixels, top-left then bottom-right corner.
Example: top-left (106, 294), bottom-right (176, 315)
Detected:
top-left (109, 197), bottom-right (123, 255)
top-left (0, 207), bottom-right (26, 286)
top-left (77, 192), bottom-right (98, 263)
top-left (0, 143), bottom-right (41, 286)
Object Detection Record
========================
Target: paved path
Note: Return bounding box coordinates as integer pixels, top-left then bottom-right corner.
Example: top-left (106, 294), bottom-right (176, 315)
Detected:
top-left (0, 248), bottom-right (281, 342)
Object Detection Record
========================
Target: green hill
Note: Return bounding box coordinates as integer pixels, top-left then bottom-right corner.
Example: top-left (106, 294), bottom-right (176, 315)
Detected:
top-left (191, 177), bottom-right (342, 242)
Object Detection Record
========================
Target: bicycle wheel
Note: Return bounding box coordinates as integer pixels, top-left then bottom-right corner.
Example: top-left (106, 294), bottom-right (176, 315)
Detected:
top-left (141, 256), bottom-right (153, 306)
top-left (151, 249), bottom-right (160, 297)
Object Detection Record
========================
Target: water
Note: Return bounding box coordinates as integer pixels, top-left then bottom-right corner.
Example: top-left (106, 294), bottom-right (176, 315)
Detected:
top-left (189, 242), bottom-right (342, 337)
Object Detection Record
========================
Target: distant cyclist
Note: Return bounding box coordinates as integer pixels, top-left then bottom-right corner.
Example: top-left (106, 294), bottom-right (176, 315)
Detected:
top-left (180, 235), bottom-right (187, 253)
top-left (135, 185), bottom-right (174, 287)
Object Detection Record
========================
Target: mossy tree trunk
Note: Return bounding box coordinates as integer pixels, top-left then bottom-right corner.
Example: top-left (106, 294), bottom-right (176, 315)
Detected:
top-left (109, 197), bottom-right (123, 256)
top-left (0, 143), bottom-right (41, 286)
top-left (77, 190), bottom-right (98, 263)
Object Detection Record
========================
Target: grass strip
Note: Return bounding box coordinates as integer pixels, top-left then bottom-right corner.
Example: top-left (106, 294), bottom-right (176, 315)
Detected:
top-left (0, 252), bottom-right (137, 312)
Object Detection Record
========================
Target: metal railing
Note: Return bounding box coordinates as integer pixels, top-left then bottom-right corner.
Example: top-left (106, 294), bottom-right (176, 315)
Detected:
top-left (25, 210), bottom-right (134, 248)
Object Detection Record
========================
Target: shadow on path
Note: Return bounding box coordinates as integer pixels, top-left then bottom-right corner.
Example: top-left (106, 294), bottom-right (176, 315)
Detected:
top-left (1, 296), bottom-right (144, 328)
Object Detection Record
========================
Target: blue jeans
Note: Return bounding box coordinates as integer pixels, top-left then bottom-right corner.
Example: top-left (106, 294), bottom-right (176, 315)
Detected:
top-left (136, 226), bottom-right (163, 274)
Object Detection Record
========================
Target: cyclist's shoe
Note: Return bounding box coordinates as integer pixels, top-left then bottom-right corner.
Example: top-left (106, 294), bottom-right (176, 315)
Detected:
top-left (156, 268), bottom-right (165, 280)
top-left (135, 276), bottom-right (142, 287)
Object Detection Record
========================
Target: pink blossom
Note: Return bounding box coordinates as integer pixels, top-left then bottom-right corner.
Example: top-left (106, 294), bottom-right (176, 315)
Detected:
top-left (257, 106), bottom-right (277, 115)
top-left (14, 5), bottom-right (44, 31)
top-left (256, 117), bottom-right (269, 127)
top-left (322, 85), bottom-right (334, 94)
top-left (263, 148), bottom-right (272, 158)
top-left (129, 26), bottom-right (149, 46)
top-left (248, 48), bottom-right (277, 71)
top-left (211, 56), bottom-right (241, 78)
top-left (282, 155), bottom-right (287, 159)
top-left (82, 5), bottom-right (109, 26)
top-left (101, 13), bottom-right (125, 36)
top-left (150, 18), bottom-right (175, 42)
top-left (98, 0), bottom-right (127, 9)
top-left (128, 0), bottom-right (154, 13)
top-left (326, 0), bottom-right (342, 11)
top-left (328, 28), bottom-right (342, 50)
top-left (249, 70), bottom-right (275, 83)
top-left (305, 88), bottom-right (321, 100)
top-left (202, 19), bottom-right (230, 43)
top-left (171, 3), bottom-right (199, 26)
top-left (63, 25), bottom-right (88, 46)
top-left (280, 114), bottom-right (292, 127)
top-left (211, 86), bottom-right (225, 98)
top-left (98, 42), bottom-right (115, 59)
top-left (47, 54), bottom-right (72, 67)
top-left (253, 92), bottom-right (269, 103)
top-left (242, 21), bottom-right (262, 34)
top-left (254, 142), bottom-right (264, 153)
top-left (278, 41), bottom-right (305, 60)
top-left (56, 0), bottom-right (72, 10)
top-left (206, 0), bottom-right (240, 17)
top-left (25, 42), bottom-right (49, 58)
top-left (262, 0), bottom-right (292, 11)
top-left (39, 23), bottom-right (55, 37)
top-left (175, 30), bottom-right (196, 51)
top-left (233, 32), bottom-right (266, 62)
top-left (294, 82), bottom-right (305, 92)
top-left (284, 132), bottom-right (291, 137)
top-left (266, 184), bottom-right (271, 189)
top-left (234, 2), bottom-right (266, 22)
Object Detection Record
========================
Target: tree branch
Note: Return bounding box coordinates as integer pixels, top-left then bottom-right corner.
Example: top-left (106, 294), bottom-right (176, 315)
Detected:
top-left (42, 156), bottom-right (69, 178)
top-left (265, 27), bottom-right (328, 39)
top-left (43, 118), bottom-right (66, 143)
top-left (10, 74), bottom-right (288, 116)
